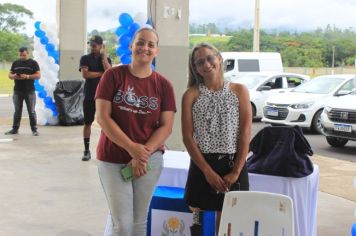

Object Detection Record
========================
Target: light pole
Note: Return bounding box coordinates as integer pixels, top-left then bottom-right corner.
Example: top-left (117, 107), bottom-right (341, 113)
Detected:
top-left (331, 46), bottom-right (335, 75)
top-left (253, 0), bottom-right (260, 52)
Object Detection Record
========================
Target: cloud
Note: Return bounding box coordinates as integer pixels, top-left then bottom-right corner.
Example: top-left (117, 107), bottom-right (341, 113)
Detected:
top-left (1, 0), bottom-right (355, 35)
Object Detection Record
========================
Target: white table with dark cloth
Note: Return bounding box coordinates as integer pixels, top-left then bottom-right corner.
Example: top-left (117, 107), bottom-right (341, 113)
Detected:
top-left (157, 150), bottom-right (319, 236)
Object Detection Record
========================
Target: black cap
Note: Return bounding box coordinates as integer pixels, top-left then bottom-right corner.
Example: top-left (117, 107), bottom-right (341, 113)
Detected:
top-left (88, 35), bottom-right (103, 45)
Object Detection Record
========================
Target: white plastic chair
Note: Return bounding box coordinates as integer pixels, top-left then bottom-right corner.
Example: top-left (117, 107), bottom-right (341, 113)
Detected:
top-left (218, 191), bottom-right (294, 236)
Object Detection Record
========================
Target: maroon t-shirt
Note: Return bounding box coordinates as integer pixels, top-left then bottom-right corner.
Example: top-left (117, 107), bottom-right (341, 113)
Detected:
top-left (95, 65), bottom-right (176, 163)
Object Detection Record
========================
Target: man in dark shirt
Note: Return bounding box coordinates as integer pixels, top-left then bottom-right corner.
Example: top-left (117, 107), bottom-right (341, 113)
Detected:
top-left (79, 35), bottom-right (111, 161)
top-left (5, 47), bottom-right (41, 136)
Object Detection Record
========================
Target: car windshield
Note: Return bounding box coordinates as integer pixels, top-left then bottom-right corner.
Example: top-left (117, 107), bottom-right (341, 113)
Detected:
top-left (292, 77), bottom-right (346, 94)
top-left (231, 75), bottom-right (268, 89)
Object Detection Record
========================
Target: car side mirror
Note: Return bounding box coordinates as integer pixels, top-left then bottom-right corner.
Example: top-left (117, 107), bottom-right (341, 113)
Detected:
top-left (257, 86), bottom-right (272, 91)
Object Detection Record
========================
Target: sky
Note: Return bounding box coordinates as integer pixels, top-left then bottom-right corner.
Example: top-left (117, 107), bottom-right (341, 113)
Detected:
top-left (1, 0), bottom-right (356, 36)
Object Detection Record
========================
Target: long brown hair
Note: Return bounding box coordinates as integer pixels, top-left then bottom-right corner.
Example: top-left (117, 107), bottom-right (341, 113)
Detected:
top-left (188, 42), bottom-right (224, 87)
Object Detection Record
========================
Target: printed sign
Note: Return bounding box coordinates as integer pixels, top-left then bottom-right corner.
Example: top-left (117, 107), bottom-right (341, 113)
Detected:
top-left (151, 209), bottom-right (193, 236)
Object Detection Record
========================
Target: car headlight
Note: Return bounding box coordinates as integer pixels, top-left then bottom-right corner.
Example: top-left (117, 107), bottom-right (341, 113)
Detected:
top-left (323, 106), bottom-right (332, 113)
top-left (290, 102), bottom-right (314, 109)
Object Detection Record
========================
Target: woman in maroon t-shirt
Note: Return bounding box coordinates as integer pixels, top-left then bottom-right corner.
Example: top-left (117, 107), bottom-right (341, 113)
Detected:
top-left (95, 28), bottom-right (176, 236)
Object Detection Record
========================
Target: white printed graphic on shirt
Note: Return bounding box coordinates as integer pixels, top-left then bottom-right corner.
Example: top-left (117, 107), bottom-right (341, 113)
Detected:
top-left (113, 86), bottom-right (158, 114)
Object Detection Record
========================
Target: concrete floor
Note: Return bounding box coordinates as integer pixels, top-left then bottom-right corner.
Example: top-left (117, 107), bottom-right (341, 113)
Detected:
top-left (0, 118), bottom-right (355, 236)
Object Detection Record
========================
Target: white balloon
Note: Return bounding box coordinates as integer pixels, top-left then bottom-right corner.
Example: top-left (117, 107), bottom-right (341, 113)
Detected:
top-left (32, 51), bottom-right (39, 59)
top-left (41, 23), bottom-right (48, 32)
top-left (45, 108), bottom-right (52, 118)
top-left (52, 38), bottom-right (59, 47)
top-left (47, 116), bottom-right (58, 125)
top-left (47, 56), bottom-right (55, 65)
top-left (51, 64), bottom-right (60, 72)
top-left (38, 50), bottom-right (47, 58)
top-left (35, 106), bottom-right (47, 126)
top-left (134, 12), bottom-right (147, 26)
top-left (37, 114), bottom-right (47, 125)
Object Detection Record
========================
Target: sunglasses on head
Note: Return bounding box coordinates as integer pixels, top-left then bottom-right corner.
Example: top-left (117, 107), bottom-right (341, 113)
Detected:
top-left (194, 54), bottom-right (217, 67)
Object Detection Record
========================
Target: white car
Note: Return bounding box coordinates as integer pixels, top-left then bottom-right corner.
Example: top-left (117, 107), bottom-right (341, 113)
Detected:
top-left (262, 74), bottom-right (356, 133)
top-left (230, 72), bottom-right (310, 118)
top-left (320, 90), bottom-right (356, 147)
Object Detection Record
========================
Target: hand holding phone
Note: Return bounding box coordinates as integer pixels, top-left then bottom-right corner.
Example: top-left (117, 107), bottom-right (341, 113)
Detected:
top-left (120, 163), bottom-right (151, 182)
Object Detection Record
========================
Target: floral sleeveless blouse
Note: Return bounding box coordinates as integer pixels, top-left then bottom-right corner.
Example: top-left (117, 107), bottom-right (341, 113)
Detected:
top-left (192, 81), bottom-right (239, 154)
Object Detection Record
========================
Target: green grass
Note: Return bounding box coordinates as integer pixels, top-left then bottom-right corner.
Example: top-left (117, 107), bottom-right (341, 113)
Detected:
top-left (0, 69), bottom-right (13, 94)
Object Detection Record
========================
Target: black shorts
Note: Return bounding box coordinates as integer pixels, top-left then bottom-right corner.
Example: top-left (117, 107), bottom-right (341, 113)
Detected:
top-left (83, 100), bottom-right (96, 125)
top-left (184, 153), bottom-right (249, 211)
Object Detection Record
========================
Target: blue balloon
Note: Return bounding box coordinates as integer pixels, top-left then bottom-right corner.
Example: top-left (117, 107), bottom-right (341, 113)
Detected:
top-left (120, 54), bottom-right (131, 65)
top-left (34, 80), bottom-right (41, 87)
top-left (116, 46), bottom-right (130, 57)
top-left (119, 34), bottom-right (132, 48)
top-left (34, 30), bottom-right (46, 38)
top-left (352, 223), bottom-right (356, 236)
top-left (119, 13), bottom-right (134, 27)
top-left (46, 43), bottom-right (55, 52)
top-left (40, 36), bottom-right (49, 45)
top-left (115, 26), bottom-right (128, 37)
top-left (38, 90), bottom-right (47, 99)
top-left (150, 64), bottom-right (155, 70)
top-left (37, 85), bottom-right (44, 92)
top-left (44, 96), bottom-right (53, 105)
top-left (34, 21), bottom-right (41, 30)
top-left (46, 103), bottom-right (55, 111)
top-left (129, 23), bottom-right (140, 36)
top-left (34, 82), bottom-right (41, 90)
top-left (53, 51), bottom-right (59, 58)
top-left (52, 110), bottom-right (58, 116)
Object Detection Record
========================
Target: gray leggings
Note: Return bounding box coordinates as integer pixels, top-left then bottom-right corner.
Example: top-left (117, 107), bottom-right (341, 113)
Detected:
top-left (98, 151), bottom-right (163, 236)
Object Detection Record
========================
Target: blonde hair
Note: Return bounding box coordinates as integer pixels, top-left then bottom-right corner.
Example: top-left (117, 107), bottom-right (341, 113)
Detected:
top-left (188, 42), bottom-right (224, 87)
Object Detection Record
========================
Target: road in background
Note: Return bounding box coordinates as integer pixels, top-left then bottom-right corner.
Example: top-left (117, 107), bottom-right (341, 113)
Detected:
top-left (1, 96), bottom-right (355, 161)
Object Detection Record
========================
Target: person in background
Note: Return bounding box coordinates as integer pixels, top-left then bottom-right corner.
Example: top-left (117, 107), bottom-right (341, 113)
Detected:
top-left (5, 47), bottom-right (41, 136)
top-left (95, 27), bottom-right (176, 236)
top-left (79, 35), bottom-right (111, 161)
top-left (181, 42), bottom-right (252, 235)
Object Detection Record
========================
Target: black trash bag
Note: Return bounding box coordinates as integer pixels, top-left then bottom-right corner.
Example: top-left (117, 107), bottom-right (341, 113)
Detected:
top-left (54, 80), bottom-right (84, 126)
top-left (247, 125), bottom-right (314, 178)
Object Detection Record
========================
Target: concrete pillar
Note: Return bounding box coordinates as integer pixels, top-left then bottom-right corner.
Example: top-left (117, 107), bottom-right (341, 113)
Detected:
top-left (56, 0), bottom-right (87, 80)
top-left (148, 0), bottom-right (189, 150)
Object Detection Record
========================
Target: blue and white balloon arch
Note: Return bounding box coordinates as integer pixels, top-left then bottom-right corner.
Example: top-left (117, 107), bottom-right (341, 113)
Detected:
top-left (31, 13), bottom-right (153, 125)
top-left (33, 21), bottom-right (60, 125)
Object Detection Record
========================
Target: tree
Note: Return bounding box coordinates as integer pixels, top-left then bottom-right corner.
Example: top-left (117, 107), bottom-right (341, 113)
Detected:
top-left (0, 3), bottom-right (33, 33)
top-left (0, 31), bottom-right (26, 61)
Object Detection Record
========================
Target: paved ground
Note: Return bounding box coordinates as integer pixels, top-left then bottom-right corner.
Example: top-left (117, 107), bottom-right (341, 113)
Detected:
top-left (0, 115), bottom-right (355, 236)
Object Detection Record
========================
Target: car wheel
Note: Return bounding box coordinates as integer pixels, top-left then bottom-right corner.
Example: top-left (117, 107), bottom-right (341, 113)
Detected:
top-left (311, 109), bottom-right (323, 134)
top-left (251, 103), bottom-right (256, 118)
top-left (326, 136), bottom-right (348, 147)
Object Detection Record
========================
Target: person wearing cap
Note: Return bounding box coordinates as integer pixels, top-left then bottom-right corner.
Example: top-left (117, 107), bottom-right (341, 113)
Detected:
top-left (79, 35), bottom-right (112, 161)
top-left (5, 47), bottom-right (41, 136)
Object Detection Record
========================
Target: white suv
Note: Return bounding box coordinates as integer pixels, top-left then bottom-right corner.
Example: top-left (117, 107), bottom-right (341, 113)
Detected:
top-left (262, 74), bottom-right (356, 134)
top-left (320, 89), bottom-right (356, 147)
